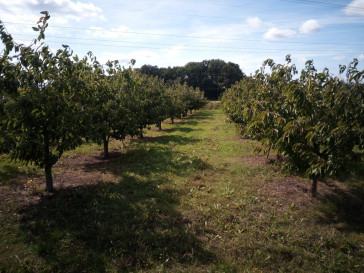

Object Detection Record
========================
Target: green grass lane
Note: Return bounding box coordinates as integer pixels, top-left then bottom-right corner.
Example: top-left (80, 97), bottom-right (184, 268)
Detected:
top-left (0, 108), bottom-right (363, 272)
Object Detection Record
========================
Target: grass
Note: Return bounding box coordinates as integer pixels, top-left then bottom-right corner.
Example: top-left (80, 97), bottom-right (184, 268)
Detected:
top-left (0, 155), bottom-right (41, 186)
top-left (0, 108), bottom-right (363, 272)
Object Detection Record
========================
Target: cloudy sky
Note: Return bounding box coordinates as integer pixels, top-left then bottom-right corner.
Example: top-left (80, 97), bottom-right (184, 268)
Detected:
top-left (1, 0), bottom-right (364, 75)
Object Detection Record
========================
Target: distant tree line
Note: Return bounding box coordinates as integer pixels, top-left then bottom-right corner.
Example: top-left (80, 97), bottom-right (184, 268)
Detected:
top-left (137, 59), bottom-right (245, 100)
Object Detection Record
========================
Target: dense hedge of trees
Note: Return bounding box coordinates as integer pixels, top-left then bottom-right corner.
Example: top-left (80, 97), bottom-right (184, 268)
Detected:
top-left (0, 13), bottom-right (207, 191)
top-left (138, 59), bottom-right (245, 100)
top-left (222, 55), bottom-right (364, 196)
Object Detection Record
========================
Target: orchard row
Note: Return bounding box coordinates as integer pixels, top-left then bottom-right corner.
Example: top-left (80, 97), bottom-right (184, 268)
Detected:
top-left (222, 55), bottom-right (364, 196)
top-left (0, 13), bottom-right (207, 191)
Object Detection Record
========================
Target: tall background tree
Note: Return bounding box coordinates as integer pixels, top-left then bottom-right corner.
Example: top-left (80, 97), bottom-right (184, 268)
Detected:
top-left (138, 59), bottom-right (245, 100)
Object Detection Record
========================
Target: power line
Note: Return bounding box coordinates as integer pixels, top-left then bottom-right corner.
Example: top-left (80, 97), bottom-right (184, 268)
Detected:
top-left (98, 0), bottom-right (364, 13)
top-left (43, 40), bottom-right (352, 55)
top-left (281, 0), bottom-right (364, 11)
top-left (42, 40), bottom-right (292, 53)
top-left (97, 8), bottom-right (230, 20)
top-left (12, 33), bottom-right (357, 53)
top-left (4, 21), bottom-right (364, 46)
top-left (85, 0), bottom-right (357, 23)
top-left (90, 1), bottom-right (281, 21)
top-left (93, 0), bottom-right (263, 11)
top-left (92, 0), bottom-right (364, 21)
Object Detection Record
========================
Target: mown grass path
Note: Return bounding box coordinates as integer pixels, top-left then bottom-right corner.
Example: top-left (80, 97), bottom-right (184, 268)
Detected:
top-left (1, 108), bottom-right (363, 272)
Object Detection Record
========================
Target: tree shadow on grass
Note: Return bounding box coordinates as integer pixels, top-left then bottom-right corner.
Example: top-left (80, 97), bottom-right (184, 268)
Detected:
top-left (318, 188), bottom-right (364, 233)
top-left (317, 161), bottom-right (364, 233)
top-left (136, 134), bottom-right (200, 146)
top-left (0, 165), bottom-right (23, 186)
top-left (17, 110), bottom-right (216, 271)
top-left (189, 111), bottom-right (214, 120)
top-left (174, 111), bottom-right (214, 127)
top-left (19, 175), bottom-right (215, 272)
top-left (169, 127), bottom-right (196, 133)
top-left (0, 163), bottom-right (39, 186)
top-left (337, 160), bottom-right (364, 184)
top-left (83, 134), bottom-right (210, 178)
top-left (158, 111), bottom-right (215, 135)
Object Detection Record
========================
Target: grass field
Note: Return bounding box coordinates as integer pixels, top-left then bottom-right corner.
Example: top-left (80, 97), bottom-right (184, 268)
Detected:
top-left (0, 108), bottom-right (363, 272)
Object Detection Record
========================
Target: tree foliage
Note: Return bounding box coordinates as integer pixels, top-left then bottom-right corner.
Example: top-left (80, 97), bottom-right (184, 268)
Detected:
top-left (0, 12), bottom-right (207, 191)
top-left (83, 56), bottom-right (141, 157)
top-left (138, 59), bottom-right (245, 100)
top-left (222, 55), bottom-right (364, 196)
top-left (1, 13), bottom-right (92, 191)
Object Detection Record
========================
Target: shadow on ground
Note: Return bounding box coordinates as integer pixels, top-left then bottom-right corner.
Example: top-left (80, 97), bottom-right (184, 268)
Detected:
top-left (171, 110), bottom-right (215, 128)
top-left (18, 112), bottom-right (215, 271)
top-left (0, 165), bottom-right (23, 186)
top-left (157, 111), bottom-right (215, 135)
top-left (19, 175), bottom-right (214, 272)
top-left (0, 164), bottom-right (39, 186)
top-left (318, 160), bottom-right (364, 233)
top-left (82, 135), bottom-right (209, 178)
top-left (169, 127), bottom-right (196, 133)
top-left (318, 185), bottom-right (364, 233)
top-left (136, 134), bottom-right (200, 145)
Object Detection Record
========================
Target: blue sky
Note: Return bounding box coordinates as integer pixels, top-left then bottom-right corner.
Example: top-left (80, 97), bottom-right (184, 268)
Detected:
top-left (1, 0), bottom-right (364, 75)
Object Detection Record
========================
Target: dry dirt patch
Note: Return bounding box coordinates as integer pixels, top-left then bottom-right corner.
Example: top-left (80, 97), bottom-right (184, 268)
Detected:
top-left (0, 150), bottom-right (123, 207)
top-left (54, 150), bottom-right (122, 188)
top-left (238, 155), bottom-right (355, 212)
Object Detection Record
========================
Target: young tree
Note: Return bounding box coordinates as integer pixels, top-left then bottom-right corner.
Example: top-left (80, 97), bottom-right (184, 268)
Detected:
top-left (85, 58), bottom-right (140, 158)
top-left (0, 13), bottom-right (91, 191)
top-left (223, 56), bottom-right (364, 197)
top-left (165, 83), bottom-right (187, 123)
top-left (131, 74), bottom-right (167, 137)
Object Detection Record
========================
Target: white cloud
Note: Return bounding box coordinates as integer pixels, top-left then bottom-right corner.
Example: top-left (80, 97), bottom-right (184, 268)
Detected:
top-left (87, 25), bottom-right (133, 39)
top-left (164, 45), bottom-right (184, 59)
top-left (191, 18), bottom-right (267, 42)
top-left (358, 53), bottom-right (364, 60)
top-left (98, 52), bottom-right (132, 66)
top-left (191, 23), bottom-right (252, 41)
top-left (0, 0), bottom-right (104, 24)
top-left (263, 27), bottom-right (296, 40)
top-left (332, 56), bottom-right (347, 61)
top-left (227, 54), bottom-right (262, 75)
top-left (298, 56), bottom-right (308, 63)
top-left (99, 50), bottom-right (159, 67)
top-left (344, 0), bottom-right (364, 16)
top-left (246, 17), bottom-right (263, 28)
top-left (34, 0), bottom-right (103, 21)
top-left (299, 20), bottom-right (322, 34)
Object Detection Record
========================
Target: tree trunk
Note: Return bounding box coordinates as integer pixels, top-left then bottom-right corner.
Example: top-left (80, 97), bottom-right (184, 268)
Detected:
top-left (311, 178), bottom-right (318, 198)
top-left (139, 126), bottom-right (144, 138)
top-left (45, 163), bottom-right (53, 192)
top-left (171, 118), bottom-right (174, 124)
top-left (158, 121), bottom-right (162, 131)
top-left (103, 137), bottom-right (109, 158)
top-left (43, 128), bottom-right (53, 192)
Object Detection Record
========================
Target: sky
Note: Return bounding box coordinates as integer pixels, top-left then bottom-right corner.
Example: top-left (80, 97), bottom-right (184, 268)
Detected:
top-left (1, 0), bottom-right (364, 76)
